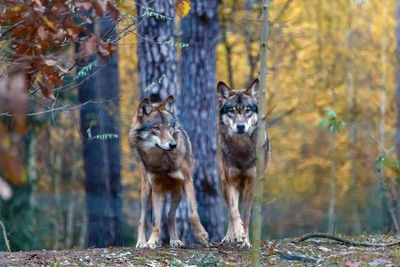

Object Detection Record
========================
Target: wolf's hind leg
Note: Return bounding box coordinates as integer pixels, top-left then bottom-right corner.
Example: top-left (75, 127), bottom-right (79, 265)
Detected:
top-left (168, 186), bottom-right (184, 248)
top-left (184, 177), bottom-right (209, 245)
top-left (136, 164), bottom-right (151, 248)
top-left (146, 190), bottom-right (165, 248)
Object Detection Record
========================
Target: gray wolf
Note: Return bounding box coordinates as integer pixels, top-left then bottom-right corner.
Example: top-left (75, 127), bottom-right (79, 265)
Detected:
top-left (217, 78), bottom-right (271, 248)
top-left (129, 95), bottom-right (209, 248)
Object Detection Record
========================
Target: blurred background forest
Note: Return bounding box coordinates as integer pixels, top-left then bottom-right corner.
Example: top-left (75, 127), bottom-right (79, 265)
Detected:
top-left (1, 0), bottom-right (400, 252)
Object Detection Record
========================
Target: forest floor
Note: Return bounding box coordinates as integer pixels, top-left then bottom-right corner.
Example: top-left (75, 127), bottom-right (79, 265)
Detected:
top-left (1, 234), bottom-right (400, 266)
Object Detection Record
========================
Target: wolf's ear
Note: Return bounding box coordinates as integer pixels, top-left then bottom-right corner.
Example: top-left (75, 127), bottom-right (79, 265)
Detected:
top-left (138, 98), bottom-right (152, 117)
top-left (245, 78), bottom-right (259, 98)
top-left (217, 81), bottom-right (231, 103)
top-left (160, 94), bottom-right (175, 113)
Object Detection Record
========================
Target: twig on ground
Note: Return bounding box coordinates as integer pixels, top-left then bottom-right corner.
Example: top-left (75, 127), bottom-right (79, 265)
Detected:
top-left (278, 252), bottom-right (318, 263)
top-left (0, 220), bottom-right (11, 252)
top-left (292, 233), bottom-right (400, 247)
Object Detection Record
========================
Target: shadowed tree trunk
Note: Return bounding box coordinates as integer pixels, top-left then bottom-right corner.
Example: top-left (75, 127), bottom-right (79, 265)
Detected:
top-left (137, 0), bottom-right (178, 100)
top-left (180, 0), bottom-right (222, 242)
top-left (77, 15), bottom-right (122, 248)
top-left (136, 0), bottom-right (192, 244)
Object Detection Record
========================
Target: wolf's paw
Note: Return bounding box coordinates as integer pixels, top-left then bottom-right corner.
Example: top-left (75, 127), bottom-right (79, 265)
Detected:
top-left (231, 220), bottom-right (246, 243)
top-left (221, 230), bottom-right (235, 244)
top-left (136, 240), bottom-right (148, 248)
top-left (145, 237), bottom-right (162, 249)
top-left (170, 239), bottom-right (185, 248)
top-left (238, 238), bottom-right (252, 249)
top-left (195, 230), bottom-right (209, 245)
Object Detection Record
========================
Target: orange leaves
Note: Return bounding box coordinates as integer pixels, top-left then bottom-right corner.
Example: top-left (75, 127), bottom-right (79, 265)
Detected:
top-left (0, 0), bottom-right (120, 99)
top-left (175, 0), bottom-right (191, 18)
top-left (81, 34), bottom-right (117, 60)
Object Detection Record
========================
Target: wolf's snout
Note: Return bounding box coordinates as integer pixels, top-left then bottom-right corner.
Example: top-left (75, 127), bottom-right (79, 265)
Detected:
top-left (236, 124), bottom-right (245, 134)
top-left (169, 141), bottom-right (177, 150)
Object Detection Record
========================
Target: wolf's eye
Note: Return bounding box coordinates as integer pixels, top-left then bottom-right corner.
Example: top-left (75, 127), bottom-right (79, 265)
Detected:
top-left (228, 108), bottom-right (235, 114)
top-left (153, 126), bottom-right (160, 131)
top-left (245, 108), bottom-right (251, 114)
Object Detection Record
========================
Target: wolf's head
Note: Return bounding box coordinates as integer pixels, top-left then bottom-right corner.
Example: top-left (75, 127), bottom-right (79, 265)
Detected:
top-left (217, 79), bottom-right (259, 135)
top-left (135, 95), bottom-right (178, 151)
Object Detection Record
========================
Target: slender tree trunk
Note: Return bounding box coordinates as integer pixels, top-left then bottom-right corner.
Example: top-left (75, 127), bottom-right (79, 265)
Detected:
top-left (78, 15), bottom-right (122, 248)
top-left (245, 0), bottom-right (257, 83)
top-left (397, 0), bottom-right (400, 161)
top-left (328, 134), bottom-right (336, 234)
top-left (377, 0), bottom-right (389, 231)
top-left (180, 0), bottom-right (222, 243)
top-left (65, 134), bottom-right (78, 248)
top-left (220, 1), bottom-right (234, 88)
top-left (53, 144), bottom-right (63, 250)
top-left (251, 0), bottom-right (269, 265)
top-left (346, 6), bottom-right (361, 234)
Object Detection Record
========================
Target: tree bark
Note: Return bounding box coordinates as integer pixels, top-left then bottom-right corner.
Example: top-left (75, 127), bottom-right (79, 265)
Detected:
top-left (137, 0), bottom-right (178, 100)
top-left (136, 0), bottom-right (187, 243)
top-left (251, 0), bottom-right (269, 265)
top-left (77, 16), bottom-right (122, 248)
top-left (180, 0), bottom-right (222, 243)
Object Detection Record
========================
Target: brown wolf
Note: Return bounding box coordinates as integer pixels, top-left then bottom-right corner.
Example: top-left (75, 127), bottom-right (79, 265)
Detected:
top-left (216, 78), bottom-right (271, 249)
top-left (129, 95), bottom-right (209, 248)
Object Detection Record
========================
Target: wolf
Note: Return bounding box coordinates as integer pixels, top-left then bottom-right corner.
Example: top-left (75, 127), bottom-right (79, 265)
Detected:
top-left (129, 95), bottom-right (209, 248)
top-left (216, 78), bottom-right (271, 249)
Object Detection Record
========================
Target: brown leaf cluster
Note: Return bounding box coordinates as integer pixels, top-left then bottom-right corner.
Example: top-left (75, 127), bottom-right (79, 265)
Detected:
top-left (0, 0), bottom-right (119, 98)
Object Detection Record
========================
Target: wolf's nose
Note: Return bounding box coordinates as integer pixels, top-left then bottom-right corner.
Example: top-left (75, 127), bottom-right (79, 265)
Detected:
top-left (169, 142), bottom-right (177, 149)
top-left (237, 124), bottom-right (245, 133)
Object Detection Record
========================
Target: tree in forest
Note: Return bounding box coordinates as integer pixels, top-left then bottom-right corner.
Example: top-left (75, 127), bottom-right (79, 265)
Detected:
top-left (135, 0), bottom-right (192, 243)
top-left (136, 0), bottom-right (178, 100)
top-left (0, 0), bottom-right (120, 250)
top-left (252, 0), bottom-right (269, 265)
top-left (180, 0), bottom-right (223, 242)
top-left (77, 14), bottom-right (122, 248)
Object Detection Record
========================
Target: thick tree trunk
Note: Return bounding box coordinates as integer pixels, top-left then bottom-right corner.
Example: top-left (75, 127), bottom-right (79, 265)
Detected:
top-left (180, 0), bottom-right (222, 243)
top-left (77, 16), bottom-right (122, 248)
top-left (137, 0), bottom-right (178, 100)
top-left (136, 0), bottom-right (189, 243)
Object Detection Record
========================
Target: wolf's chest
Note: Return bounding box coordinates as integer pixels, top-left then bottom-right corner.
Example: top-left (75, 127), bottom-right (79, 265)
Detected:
top-left (147, 170), bottom-right (185, 190)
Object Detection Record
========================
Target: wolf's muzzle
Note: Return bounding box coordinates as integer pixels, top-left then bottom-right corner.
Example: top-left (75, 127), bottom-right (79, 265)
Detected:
top-left (236, 124), bottom-right (246, 134)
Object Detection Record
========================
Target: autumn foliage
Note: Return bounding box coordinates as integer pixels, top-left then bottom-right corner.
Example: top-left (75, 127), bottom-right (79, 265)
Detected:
top-left (0, 0), bottom-right (119, 99)
top-left (0, 0), bottom-right (119, 187)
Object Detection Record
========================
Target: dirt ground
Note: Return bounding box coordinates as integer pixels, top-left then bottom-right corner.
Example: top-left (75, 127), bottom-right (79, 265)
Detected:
top-left (1, 234), bottom-right (400, 266)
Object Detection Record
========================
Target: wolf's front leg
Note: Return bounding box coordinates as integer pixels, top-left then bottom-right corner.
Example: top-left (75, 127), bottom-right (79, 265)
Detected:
top-left (168, 186), bottom-right (184, 247)
top-left (146, 190), bottom-right (165, 248)
top-left (136, 164), bottom-right (151, 248)
top-left (184, 177), bottom-right (209, 245)
top-left (222, 183), bottom-right (246, 244)
top-left (240, 178), bottom-right (255, 249)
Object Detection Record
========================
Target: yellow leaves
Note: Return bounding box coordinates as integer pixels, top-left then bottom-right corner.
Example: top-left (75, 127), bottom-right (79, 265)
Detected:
top-left (175, 0), bottom-right (191, 18)
top-left (10, 6), bottom-right (20, 12)
top-left (117, 1), bottom-right (137, 18)
top-left (41, 15), bottom-right (57, 31)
